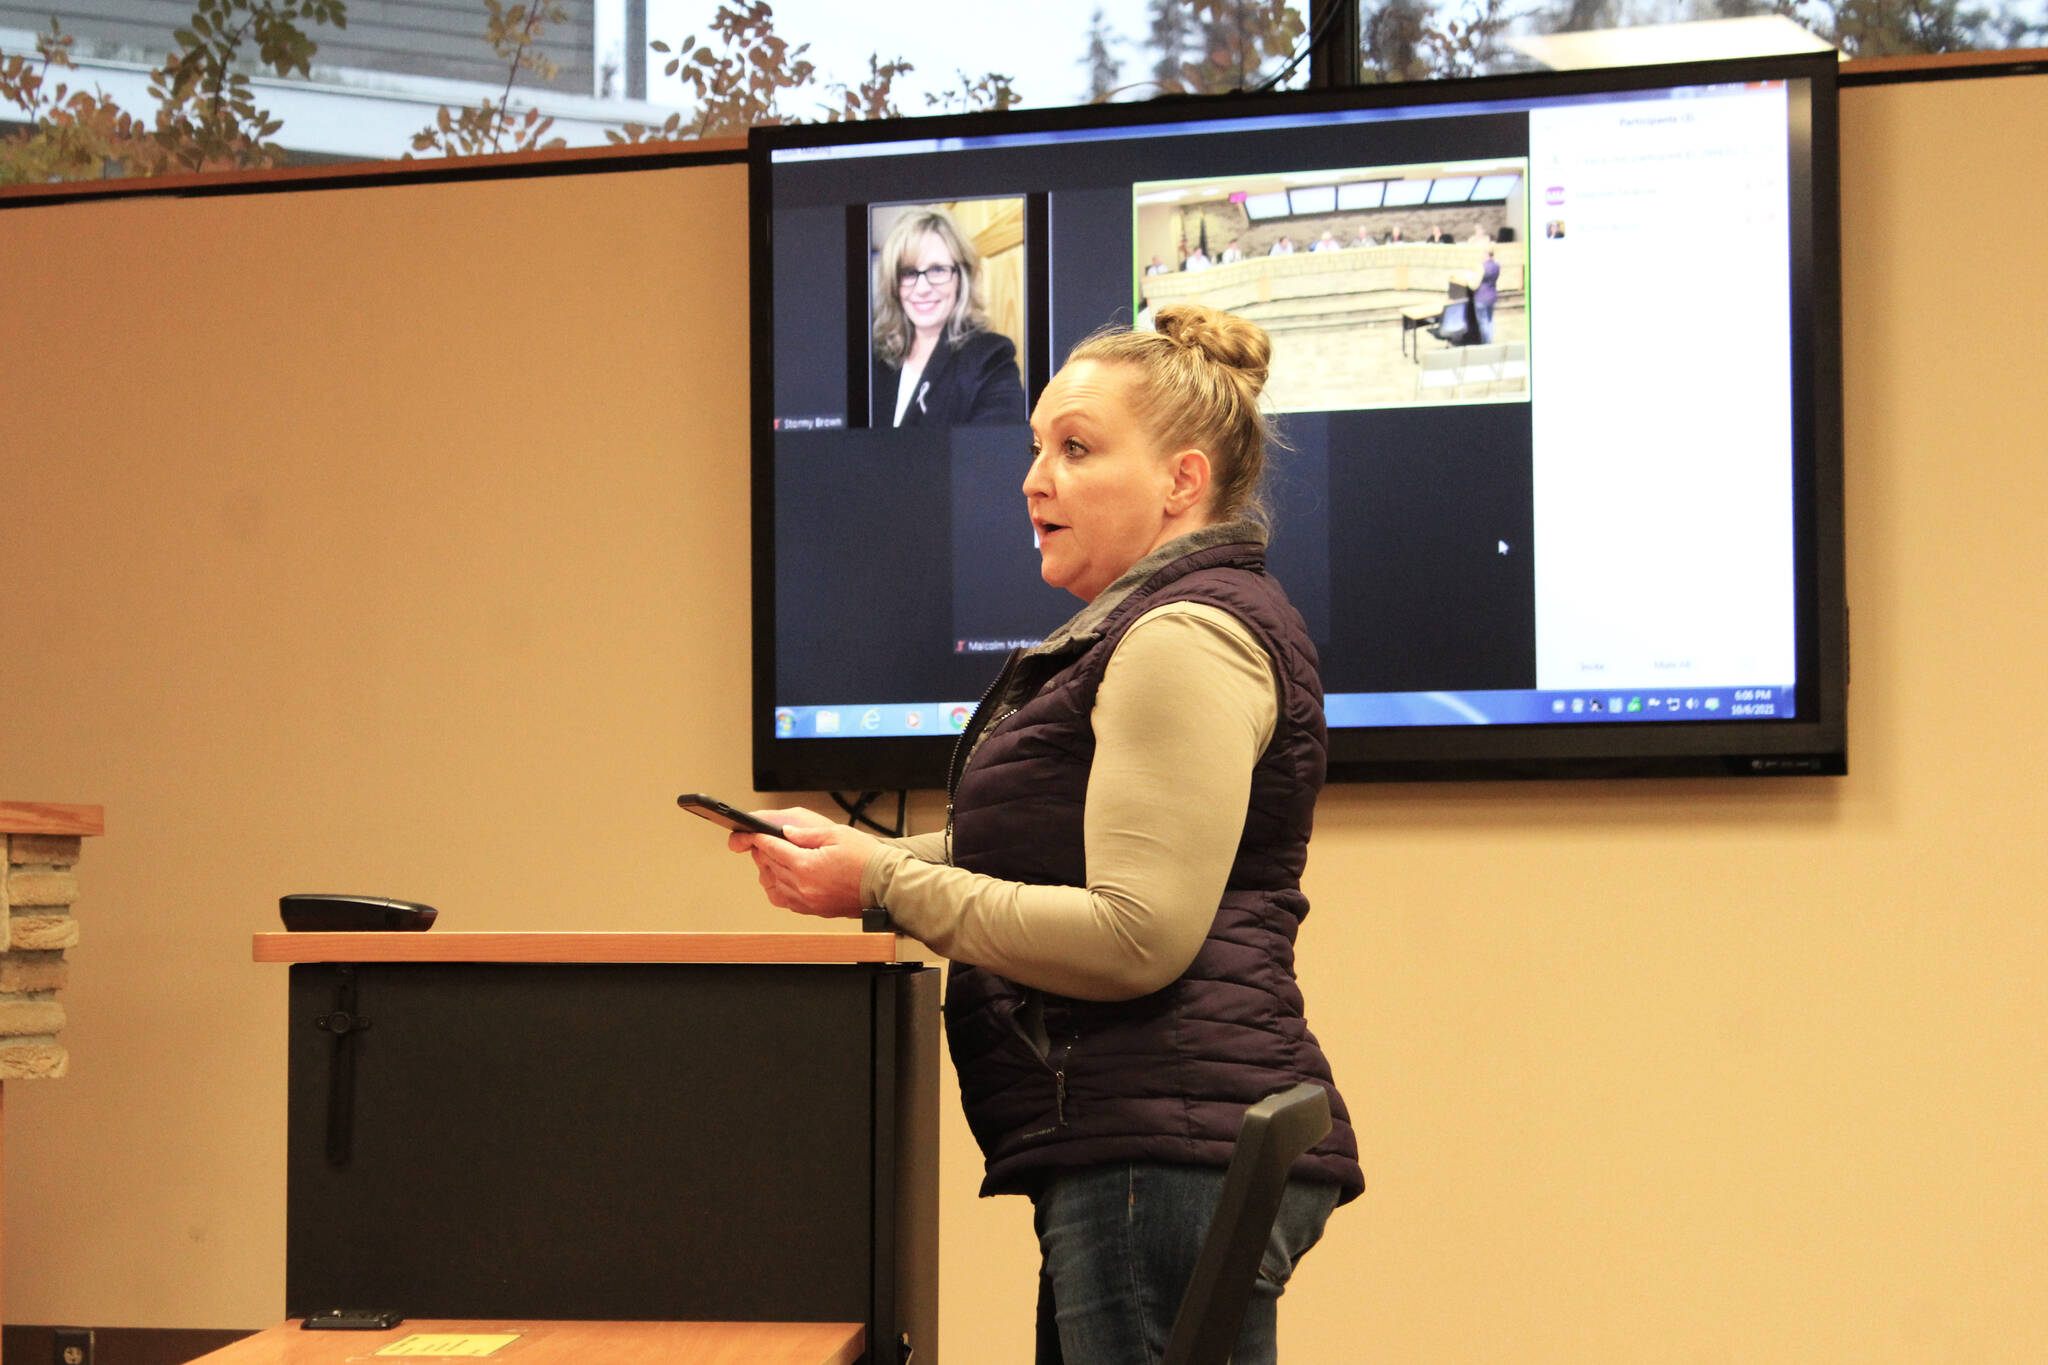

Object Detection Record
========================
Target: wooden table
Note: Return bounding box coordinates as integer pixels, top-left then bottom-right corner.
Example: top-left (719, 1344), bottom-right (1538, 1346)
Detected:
top-left (1400, 300), bottom-right (1448, 359)
top-left (250, 930), bottom-right (903, 965)
top-left (189, 1320), bottom-right (864, 1365)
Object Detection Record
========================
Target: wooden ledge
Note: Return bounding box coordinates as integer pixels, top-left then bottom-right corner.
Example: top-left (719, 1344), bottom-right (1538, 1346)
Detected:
top-left (0, 803), bottom-right (105, 837)
top-left (0, 136), bottom-right (747, 210)
top-left (1840, 47), bottom-right (2048, 81)
top-left (253, 930), bottom-right (904, 965)
top-left (191, 1319), bottom-right (862, 1365)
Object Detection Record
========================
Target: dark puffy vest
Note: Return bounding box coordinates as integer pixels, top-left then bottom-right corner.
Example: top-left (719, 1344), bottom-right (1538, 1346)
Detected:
top-left (944, 538), bottom-right (1363, 1200)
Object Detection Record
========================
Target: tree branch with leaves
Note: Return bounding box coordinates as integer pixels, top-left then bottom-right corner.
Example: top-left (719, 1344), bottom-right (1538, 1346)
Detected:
top-left (0, 20), bottom-right (147, 183)
top-left (611, 1), bottom-right (1020, 146)
top-left (410, 0), bottom-right (568, 157)
top-left (2, 0), bottom-right (345, 183)
top-left (152, 0), bottom-right (347, 169)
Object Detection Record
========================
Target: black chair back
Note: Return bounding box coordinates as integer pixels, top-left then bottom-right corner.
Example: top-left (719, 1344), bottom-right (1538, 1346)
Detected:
top-left (1159, 1083), bottom-right (1333, 1365)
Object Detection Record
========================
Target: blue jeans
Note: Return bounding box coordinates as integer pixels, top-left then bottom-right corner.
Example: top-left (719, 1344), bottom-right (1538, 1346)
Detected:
top-left (1032, 1163), bottom-right (1340, 1365)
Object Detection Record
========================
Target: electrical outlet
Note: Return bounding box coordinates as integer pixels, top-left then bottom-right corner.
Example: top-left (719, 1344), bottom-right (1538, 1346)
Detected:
top-left (53, 1326), bottom-right (93, 1365)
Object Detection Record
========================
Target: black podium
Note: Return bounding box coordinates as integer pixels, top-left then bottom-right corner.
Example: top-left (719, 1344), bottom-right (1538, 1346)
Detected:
top-left (256, 932), bottom-right (939, 1365)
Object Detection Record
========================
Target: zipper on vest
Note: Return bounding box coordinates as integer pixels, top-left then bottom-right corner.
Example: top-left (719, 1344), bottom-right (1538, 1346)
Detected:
top-left (944, 648), bottom-right (1023, 861)
top-left (1049, 1033), bottom-right (1075, 1127)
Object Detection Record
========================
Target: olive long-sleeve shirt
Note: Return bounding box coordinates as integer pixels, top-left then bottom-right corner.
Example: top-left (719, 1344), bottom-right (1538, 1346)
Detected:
top-left (858, 601), bottom-right (1280, 1002)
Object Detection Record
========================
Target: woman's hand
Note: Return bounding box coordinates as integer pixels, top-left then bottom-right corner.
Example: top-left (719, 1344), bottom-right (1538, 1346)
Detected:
top-left (725, 807), bottom-right (878, 919)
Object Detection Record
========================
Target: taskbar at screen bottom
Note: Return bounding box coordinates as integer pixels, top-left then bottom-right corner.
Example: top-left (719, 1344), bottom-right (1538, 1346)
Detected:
top-left (773, 685), bottom-right (1796, 740)
top-left (774, 701), bottom-right (981, 739)
top-left (1328, 685), bottom-right (1796, 726)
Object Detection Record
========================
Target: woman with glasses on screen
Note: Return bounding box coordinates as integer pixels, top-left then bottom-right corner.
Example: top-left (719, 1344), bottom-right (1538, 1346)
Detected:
top-left (731, 303), bottom-right (1359, 1365)
top-left (872, 205), bottom-right (1027, 428)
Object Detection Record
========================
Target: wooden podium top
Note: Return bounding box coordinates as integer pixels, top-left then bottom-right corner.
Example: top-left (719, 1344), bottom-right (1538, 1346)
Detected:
top-left (0, 801), bottom-right (104, 836)
top-left (190, 1319), bottom-right (863, 1365)
top-left (252, 931), bottom-right (904, 965)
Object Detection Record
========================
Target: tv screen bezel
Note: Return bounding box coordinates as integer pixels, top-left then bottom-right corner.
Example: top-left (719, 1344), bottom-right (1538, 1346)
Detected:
top-left (747, 51), bottom-right (1846, 791)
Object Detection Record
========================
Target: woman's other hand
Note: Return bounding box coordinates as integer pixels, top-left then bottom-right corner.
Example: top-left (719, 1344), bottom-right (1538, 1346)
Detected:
top-left (726, 807), bottom-right (877, 918)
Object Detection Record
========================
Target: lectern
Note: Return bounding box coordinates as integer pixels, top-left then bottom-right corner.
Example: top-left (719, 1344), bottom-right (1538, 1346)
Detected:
top-left (253, 932), bottom-right (938, 1364)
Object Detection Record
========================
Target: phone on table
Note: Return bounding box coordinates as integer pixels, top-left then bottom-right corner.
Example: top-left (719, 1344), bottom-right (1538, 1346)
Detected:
top-left (676, 793), bottom-right (787, 840)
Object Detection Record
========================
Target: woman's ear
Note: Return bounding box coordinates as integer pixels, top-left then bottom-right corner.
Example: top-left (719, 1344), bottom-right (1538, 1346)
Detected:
top-left (1164, 448), bottom-right (1213, 516)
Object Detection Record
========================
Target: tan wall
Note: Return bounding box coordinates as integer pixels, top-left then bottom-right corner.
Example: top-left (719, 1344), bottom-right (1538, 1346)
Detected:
top-left (2, 71), bottom-right (2046, 1363)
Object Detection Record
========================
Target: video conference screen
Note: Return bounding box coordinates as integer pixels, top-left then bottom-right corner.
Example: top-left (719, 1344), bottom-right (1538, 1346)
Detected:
top-left (750, 54), bottom-right (1843, 788)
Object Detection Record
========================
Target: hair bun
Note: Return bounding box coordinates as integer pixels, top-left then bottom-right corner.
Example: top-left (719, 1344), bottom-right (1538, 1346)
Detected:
top-left (1154, 303), bottom-right (1271, 395)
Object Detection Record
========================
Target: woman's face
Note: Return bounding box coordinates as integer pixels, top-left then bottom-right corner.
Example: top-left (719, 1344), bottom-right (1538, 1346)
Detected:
top-left (1023, 359), bottom-right (1188, 602)
top-left (897, 231), bottom-right (959, 339)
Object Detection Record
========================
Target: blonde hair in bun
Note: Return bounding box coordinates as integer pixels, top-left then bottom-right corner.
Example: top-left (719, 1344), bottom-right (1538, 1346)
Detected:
top-left (1067, 303), bottom-right (1277, 524)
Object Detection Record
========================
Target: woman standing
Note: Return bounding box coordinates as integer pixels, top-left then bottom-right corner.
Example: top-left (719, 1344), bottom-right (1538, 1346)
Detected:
top-left (735, 304), bottom-right (1359, 1364)
top-left (872, 205), bottom-right (1026, 428)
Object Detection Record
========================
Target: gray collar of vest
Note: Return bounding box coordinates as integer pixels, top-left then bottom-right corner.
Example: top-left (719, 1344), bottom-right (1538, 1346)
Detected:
top-left (1027, 518), bottom-right (1268, 658)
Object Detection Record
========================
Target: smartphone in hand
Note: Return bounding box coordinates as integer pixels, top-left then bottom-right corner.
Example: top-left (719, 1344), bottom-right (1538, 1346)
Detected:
top-left (676, 793), bottom-right (787, 840)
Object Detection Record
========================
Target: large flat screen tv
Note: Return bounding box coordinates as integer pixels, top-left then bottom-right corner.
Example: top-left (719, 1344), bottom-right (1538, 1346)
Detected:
top-left (748, 51), bottom-right (1846, 790)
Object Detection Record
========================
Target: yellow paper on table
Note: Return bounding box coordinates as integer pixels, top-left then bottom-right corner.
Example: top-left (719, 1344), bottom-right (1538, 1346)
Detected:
top-left (373, 1334), bottom-right (522, 1357)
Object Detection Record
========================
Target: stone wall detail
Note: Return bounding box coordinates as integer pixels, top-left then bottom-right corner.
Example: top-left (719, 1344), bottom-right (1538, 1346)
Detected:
top-left (0, 806), bottom-right (101, 1080)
